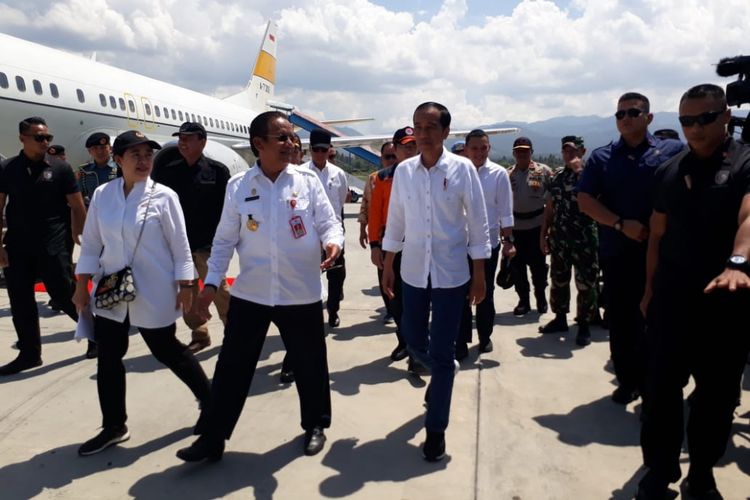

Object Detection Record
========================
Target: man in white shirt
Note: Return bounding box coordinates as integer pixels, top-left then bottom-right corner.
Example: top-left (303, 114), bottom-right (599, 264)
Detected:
top-left (176, 112), bottom-right (344, 462)
top-left (457, 129), bottom-right (515, 359)
top-left (301, 129), bottom-right (349, 327)
top-left (382, 102), bottom-right (491, 461)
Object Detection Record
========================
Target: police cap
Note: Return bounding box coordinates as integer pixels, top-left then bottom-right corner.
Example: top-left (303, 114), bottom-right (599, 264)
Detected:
top-left (47, 145), bottom-right (65, 155)
top-left (85, 132), bottom-right (111, 148)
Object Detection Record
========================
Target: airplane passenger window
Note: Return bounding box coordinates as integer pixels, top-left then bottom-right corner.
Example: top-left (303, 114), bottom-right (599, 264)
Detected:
top-left (196, 115), bottom-right (202, 125)
top-left (191, 113), bottom-right (196, 122)
top-left (209, 117), bottom-right (214, 127)
top-left (128, 100), bottom-right (135, 112)
top-left (145, 103), bottom-right (151, 116)
top-left (99, 94), bottom-right (107, 107)
top-left (171, 109), bottom-right (176, 120)
top-left (77, 89), bottom-right (85, 103)
top-left (50, 83), bottom-right (59, 98)
top-left (16, 76), bottom-right (26, 92)
top-left (178, 111), bottom-right (184, 121)
top-left (203, 116), bottom-right (208, 126)
top-left (220, 120), bottom-right (225, 129)
top-left (154, 106), bottom-right (160, 118)
top-left (32, 80), bottom-right (42, 95)
top-left (109, 96), bottom-right (117, 108)
top-left (119, 98), bottom-right (125, 110)
top-left (0, 72), bottom-right (8, 89)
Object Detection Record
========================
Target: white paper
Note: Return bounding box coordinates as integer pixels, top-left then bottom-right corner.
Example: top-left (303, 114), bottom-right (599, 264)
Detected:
top-left (74, 305), bottom-right (95, 342)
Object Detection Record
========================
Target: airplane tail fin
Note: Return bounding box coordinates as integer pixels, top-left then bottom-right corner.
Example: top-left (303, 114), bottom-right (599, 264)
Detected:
top-left (223, 21), bottom-right (278, 110)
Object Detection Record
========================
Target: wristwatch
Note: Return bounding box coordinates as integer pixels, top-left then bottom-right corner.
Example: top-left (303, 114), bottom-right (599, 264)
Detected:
top-left (726, 255), bottom-right (749, 272)
top-left (613, 218), bottom-right (624, 232)
top-left (502, 235), bottom-right (515, 245)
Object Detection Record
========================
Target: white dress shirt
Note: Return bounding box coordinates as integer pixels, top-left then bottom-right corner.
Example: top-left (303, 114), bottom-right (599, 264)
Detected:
top-left (383, 148), bottom-right (491, 289)
top-left (302, 160), bottom-right (349, 224)
top-left (476, 159), bottom-right (514, 248)
top-left (76, 178), bottom-right (194, 328)
top-left (206, 163), bottom-right (344, 306)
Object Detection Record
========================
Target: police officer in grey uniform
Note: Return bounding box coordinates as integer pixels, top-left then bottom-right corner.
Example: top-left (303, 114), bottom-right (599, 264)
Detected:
top-left (78, 132), bottom-right (118, 206)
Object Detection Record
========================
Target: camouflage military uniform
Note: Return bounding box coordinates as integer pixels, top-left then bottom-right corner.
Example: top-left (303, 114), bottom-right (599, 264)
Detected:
top-left (548, 166), bottom-right (599, 321)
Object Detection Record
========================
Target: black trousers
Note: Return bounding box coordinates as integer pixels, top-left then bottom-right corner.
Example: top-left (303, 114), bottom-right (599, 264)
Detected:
top-left (94, 315), bottom-right (211, 428)
top-left (601, 245), bottom-right (647, 392)
top-left (325, 251), bottom-right (346, 315)
top-left (510, 226), bottom-right (548, 299)
top-left (460, 245), bottom-right (500, 344)
top-left (3, 246), bottom-right (78, 360)
top-left (206, 297), bottom-right (331, 440)
top-left (640, 272), bottom-right (750, 483)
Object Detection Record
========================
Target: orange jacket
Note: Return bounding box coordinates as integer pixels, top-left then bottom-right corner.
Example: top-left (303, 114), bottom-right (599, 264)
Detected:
top-left (367, 165), bottom-right (397, 245)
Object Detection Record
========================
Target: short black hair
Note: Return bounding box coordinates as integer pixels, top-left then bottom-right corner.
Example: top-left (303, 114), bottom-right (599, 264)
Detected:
top-left (19, 116), bottom-right (46, 134)
top-left (414, 102), bottom-right (451, 129)
top-left (465, 129), bottom-right (488, 146)
top-left (249, 111), bottom-right (287, 156)
top-left (680, 83), bottom-right (727, 108)
top-left (618, 92), bottom-right (650, 113)
top-left (380, 141), bottom-right (394, 153)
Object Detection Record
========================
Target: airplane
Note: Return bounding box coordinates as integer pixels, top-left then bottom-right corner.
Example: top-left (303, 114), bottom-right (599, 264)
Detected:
top-left (0, 22), bottom-right (518, 172)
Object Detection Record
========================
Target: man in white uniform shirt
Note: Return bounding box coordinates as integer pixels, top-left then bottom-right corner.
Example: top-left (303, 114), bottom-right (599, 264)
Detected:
top-left (382, 102), bottom-right (491, 461)
top-left (302, 129), bottom-right (349, 327)
top-left (457, 129), bottom-right (515, 359)
top-left (176, 112), bottom-right (344, 462)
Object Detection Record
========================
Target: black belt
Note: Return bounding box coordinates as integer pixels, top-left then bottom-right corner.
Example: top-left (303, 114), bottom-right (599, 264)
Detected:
top-left (513, 208), bottom-right (544, 220)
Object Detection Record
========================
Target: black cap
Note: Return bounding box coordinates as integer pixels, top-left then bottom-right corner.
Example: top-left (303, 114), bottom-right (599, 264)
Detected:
top-left (653, 129), bottom-right (680, 140)
top-left (451, 141), bottom-right (466, 153)
top-left (512, 137), bottom-right (533, 149)
top-left (85, 132), bottom-right (111, 148)
top-left (310, 129), bottom-right (332, 148)
top-left (561, 135), bottom-right (585, 148)
top-left (393, 126), bottom-right (416, 145)
top-left (172, 121), bottom-right (206, 138)
top-left (112, 131), bottom-right (162, 156)
top-left (47, 145), bottom-right (65, 155)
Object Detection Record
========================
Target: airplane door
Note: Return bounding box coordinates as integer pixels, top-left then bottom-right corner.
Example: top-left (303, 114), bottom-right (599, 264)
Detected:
top-left (124, 92), bottom-right (142, 129)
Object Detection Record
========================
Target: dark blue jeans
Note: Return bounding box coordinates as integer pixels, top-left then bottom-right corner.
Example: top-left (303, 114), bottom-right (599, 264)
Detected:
top-left (402, 279), bottom-right (468, 433)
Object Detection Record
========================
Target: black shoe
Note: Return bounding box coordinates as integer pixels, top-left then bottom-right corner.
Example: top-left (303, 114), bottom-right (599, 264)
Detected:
top-left (304, 427), bottom-right (326, 456)
top-left (383, 313), bottom-right (394, 325)
top-left (422, 431), bottom-right (446, 462)
top-left (513, 300), bottom-right (531, 316)
top-left (478, 339), bottom-right (493, 353)
top-left (390, 343), bottom-right (408, 361)
top-left (575, 324), bottom-right (591, 346)
top-left (682, 469), bottom-right (722, 500)
top-left (539, 314), bottom-right (568, 334)
top-left (612, 386), bottom-right (640, 405)
top-left (0, 355), bottom-right (43, 375)
top-left (455, 342), bottom-right (469, 361)
top-left (193, 408), bottom-right (210, 435)
top-left (535, 293), bottom-right (548, 314)
top-left (85, 341), bottom-right (98, 359)
top-left (176, 435), bottom-right (224, 462)
top-left (407, 357), bottom-right (426, 375)
top-left (635, 470), bottom-right (673, 500)
top-left (279, 370), bottom-right (295, 384)
top-left (328, 313), bottom-right (340, 328)
top-left (47, 299), bottom-right (63, 312)
top-left (78, 425), bottom-right (130, 456)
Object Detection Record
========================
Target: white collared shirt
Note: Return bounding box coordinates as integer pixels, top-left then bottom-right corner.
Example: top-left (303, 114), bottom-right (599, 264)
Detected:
top-left (476, 159), bottom-right (514, 248)
top-left (205, 163), bottom-right (344, 306)
top-left (302, 160), bottom-right (348, 224)
top-left (383, 148), bottom-right (491, 289)
top-left (76, 178), bottom-right (194, 328)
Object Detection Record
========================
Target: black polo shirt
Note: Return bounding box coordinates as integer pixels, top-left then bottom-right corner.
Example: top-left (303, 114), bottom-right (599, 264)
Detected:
top-left (0, 151), bottom-right (79, 253)
top-left (653, 138), bottom-right (750, 286)
top-left (151, 155), bottom-right (230, 252)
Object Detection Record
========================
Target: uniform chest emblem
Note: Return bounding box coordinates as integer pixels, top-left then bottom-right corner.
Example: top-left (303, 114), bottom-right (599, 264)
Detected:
top-left (42, 169), bottom-right (53, 181)
top-left (715, 170), bottom-right (729, 185)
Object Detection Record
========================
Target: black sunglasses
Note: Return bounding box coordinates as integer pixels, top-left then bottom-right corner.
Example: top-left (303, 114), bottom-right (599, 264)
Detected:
top-left (311, 146), bottom-right (329, 153)
top-left (678, 109), bottom-right (726, 127)
top-left (614, 108), bottom-right (644, 120)
top-left (383, 154), bottom-right (397, 161)
top-left (24, 133), bottom-right (54, 143)
top-left (264, 134), bottom-right (293, 143)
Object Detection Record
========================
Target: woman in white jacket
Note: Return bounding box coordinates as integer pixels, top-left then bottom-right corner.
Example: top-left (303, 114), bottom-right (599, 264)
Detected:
top-left (72, 130), bottom-right (210, 456)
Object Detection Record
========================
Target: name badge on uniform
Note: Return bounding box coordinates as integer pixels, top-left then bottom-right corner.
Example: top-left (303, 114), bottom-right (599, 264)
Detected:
top-left (289, 215), bottom-right (306, 239)
top-left (246, 214), bottom-right (259, 231)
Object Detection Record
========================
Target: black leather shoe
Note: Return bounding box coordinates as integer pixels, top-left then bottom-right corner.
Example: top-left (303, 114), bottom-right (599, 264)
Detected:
top-left (575, 324), bottom-right (591, 346)
top-left (85, 341), bottom-right (98, 359)
top-left (279, 370), bottom-right (295, 383)
top-left (513, 300), bottom-right (531, 316)
top-left (0, 355), bottom-right (43, 375)
top-left (455, 342), bottom-right (469, 361)
top-left (390, 343), bottom-right (408, 361)
top-left (612, 386), bottom-right (640, 405)
top-left (328, 313), bottom-right (340, 328)
top-left (304, 427), bottom-right (326, 456)
top-left (478, 339), bottom-right (493, 353)
top-left (176, 435), bottom-right (224, 462)
top-left (539, 314), bottom-right (568, 334)
top-left (422, 430), bottom-right (446, 462)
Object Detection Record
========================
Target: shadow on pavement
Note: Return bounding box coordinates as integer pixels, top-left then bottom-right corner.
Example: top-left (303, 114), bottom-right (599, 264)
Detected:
top-left (319, 415), bottom-right (450, 498)
top-left (330, 355), bottom-right (415, 396)
top-left (494, 310), bottom-right (542, 326)
top-left (516, 334), bottom-right (575, 360)
top-left (360, 285), bottom-right (382, 298)
top-left (0, 427), bottom-right (192, 499)
top-left (0, 353), bottom-right (90, 383)
top-left (329, 318), bottom-right (393, 342)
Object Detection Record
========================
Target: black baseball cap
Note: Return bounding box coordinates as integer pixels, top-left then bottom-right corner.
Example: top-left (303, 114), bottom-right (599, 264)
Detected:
top-left (112, 131), bottom-right (162, 156)
top-left (393, 126), bottom-right (416, 145)
top-left (310, 129), bottom-right (332, 148)
top-left (561, 135), bottom-right (585, 148)
top-left (172, 121), bottom-right (206, 138)
top-left (47, 145), bottom-right (65, 155)
top-left (85, 132), bottom-right (111, 148)
top-left (512, 137), bottom-right (533, 149)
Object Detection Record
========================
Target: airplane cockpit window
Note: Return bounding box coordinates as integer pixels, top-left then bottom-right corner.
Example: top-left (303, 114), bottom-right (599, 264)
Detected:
top-left (145, 103), bottom-right (151, 116)
top-left (16, 76), bottom-right (26, 92)
top-left (99, 94), bottom-right (107, 107)
top-left (32, 80), bottom-right (42, 95)
top-left (118, 98), bottom-right (125, 111)
top-left (77, 89), bottom-right (85, 103)
top-left (50, 83), bottom-right (59, 98)
top-left (154, 106), bottom-right (161, 118)
top-left (128, 100), bottom-right (135, 112)
top-left (109, 96), bottom-right (117, 109)
top-left (0, 72), bottom-right (8, 89)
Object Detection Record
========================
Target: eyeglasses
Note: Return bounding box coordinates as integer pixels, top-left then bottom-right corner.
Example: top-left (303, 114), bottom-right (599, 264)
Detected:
top-left (264, 134), bottom-right (294, 143)
top-left (678, 109), bottom-right (726, 127)
top-left (382, 154), bottom-right (397, 161)
top-left (614, 108), bottom-right (645, 120)
top-left (311, 146), bottom-right (329, 153)
top-left (24, 133), bottom-right (54, 143)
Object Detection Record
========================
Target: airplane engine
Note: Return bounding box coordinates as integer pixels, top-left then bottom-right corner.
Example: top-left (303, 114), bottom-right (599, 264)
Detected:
top-left (154, 139), bottom-right (251, 176)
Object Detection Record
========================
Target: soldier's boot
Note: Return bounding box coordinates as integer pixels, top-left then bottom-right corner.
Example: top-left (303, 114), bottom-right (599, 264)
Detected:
top-left (513, 295), bottom-right (531, 316)
top-left (575, 322), bottom-right (591, 346)
top-left (539, 313), bottom-right (568, 334)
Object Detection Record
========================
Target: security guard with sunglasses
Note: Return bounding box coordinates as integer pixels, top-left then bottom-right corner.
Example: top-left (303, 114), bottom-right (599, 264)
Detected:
top-left (636, 84), bottom-right (750, 500)
top-left (0, 117), bottom-right (89, 375)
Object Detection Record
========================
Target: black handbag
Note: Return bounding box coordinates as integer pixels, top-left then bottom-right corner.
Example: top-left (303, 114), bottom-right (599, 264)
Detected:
top-left (93, 183), bottom-right (155, 310)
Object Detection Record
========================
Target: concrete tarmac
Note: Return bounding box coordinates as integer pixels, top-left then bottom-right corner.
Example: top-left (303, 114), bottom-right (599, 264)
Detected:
top-left (0, 203), bottom-right (748, 499)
